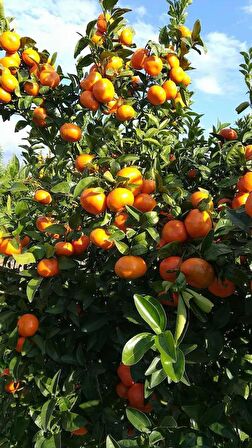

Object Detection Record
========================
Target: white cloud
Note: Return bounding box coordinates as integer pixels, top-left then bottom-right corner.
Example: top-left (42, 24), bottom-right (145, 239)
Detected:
top-left (131, 21), bottom-right (157, 47)
top-left (190, 32), bottom-right (246, 96)
top-left (135, 6), bottom-right (147, 17)
top-left (242, 1), bottom-right (252, 13)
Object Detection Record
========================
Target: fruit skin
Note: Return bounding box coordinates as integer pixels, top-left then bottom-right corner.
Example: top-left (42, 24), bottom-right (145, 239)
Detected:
top-left (1, 69), bottom-right (19, 92)
top-left (0, 31), bottom-right (20, 52)
top-left (71, 427), bottom-right (88, 436)
top-left (185, 209), bottom-right (212, 239)
top-left (97, 12), bottom-right (110, 33)
top-left (245, 145), bottom-right (252, 161)
top-left (182, 72), bottom-right (191, 87)
top-left (245, 192), bottom-right (252, 217)
top-left (180, 258), bottom-right (215, 289)
top-left (16, 337), bottom-right (26, 353)
top-left (117, 167), bottom-right (143, 196)
top-left (22, 48), bottom-right (40, 66)
top-left (141, 179), bottom-right (156, 194)
top-left (191, 191), bottom-right (213, 210)
top-left (34, 189), bottom-right (52, 205)
top-left (116, 105), bottom-right (135, 121)
top-left (170, 67), bottom-right (185, 84)
top-left (147, 85), bottom-right (166, 105)
top-left (80, 90), bottom-right (99, 111)
top-left (219, 128), bottom-right (238, 140)
top-left (161, 220), bottom-right (188, 244)
top-left (144, 56), bottom-right (163, 76)
top-left (32, 107), bottom-right (47, 127)
top-left (39, 66), bottom-right (60, 88)
top-left (24, 81), bottom-right (40, 96)
top-left (114, 212), bottom-right (128, 232)
top-left (35, 216), bottom-right (54, 232)
top-left (55, 242), bottom-right (74, 257)
top-left (75, 154), bottom-right (95, 172)
top-left (116, 382), bottom-right (129, 399)
top-left (117, 364), bottom-right (134, 387)
top-left (93, 78), bottom-right (115, 103)
top-left (159, 256), bottom-right (182, 282)
top-left (60, 123), bottom-right (82, 142)
top-left (115, 256), bottom-right (147, 279)
top-left (127, 383), bottom-right (144, 408)
top-left (72, 235), bottom-right (90, 255)
top-left (37, 258), bottom-right (60, 277)
top-left (91, 32), bottom-right (104, 45)
top-left (167, 54), bottom-right (180, 68)
top-left (0, 87), bottom-right (11, 103)
top-left (18, 314), bottom-right (39, 337)
top-left (107, 188), bottom-right (134, 212)
top-left (178, 25), bottom-right (191, 38)
top-left (162, 79), bottom-right (177, 100)
top-left (90, 228), bottom-right (114, 250)
top-left (5, 381), bottom-right (20, 394)
top-left (106, 56), bottom-right (123, 72)
top-left (241, 172), bottom-right (252, 192)
top-left (232, 192), bottom-right (249, 209)
top-left (119, 28), bottom-right (133, 46)
top-left (80, 188), bottom-right (107, 215)
top-left (20, 236), bottom-right (31, 248)
top-left (208, 278), bottom-right (235, 298)
top-left (0, 238), bottom-right (21, 255)
top-left (133, 193), bottom-right (157, 212)
top-left (131, 48), bottom-right (148, 70)
top-left (80, 71), bottom-right (102, 90)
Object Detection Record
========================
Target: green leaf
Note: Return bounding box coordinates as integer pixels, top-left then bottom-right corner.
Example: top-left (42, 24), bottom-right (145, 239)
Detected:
top-left (103, 0), bottom-right (118, 9)
top-left (122, 332), bottom-right (154, 366)
top-left (45, 224), bottom-right (66, 235)
top-left (62, 412), bottom-right (87, 432)
top-left (40, 399), bottom-right (56, 431)
top-left (149, 369), bottom-right (167, 388)
top-left (236, 101), bottom-right (249, 114)
top-left (187, 289), bottom-right (214, 313)
top-left (51, 181), bottom-right (70, 194)
top-left (74, 36), bottom-right (89, 58)
top-left (155, 331), bottom-right (177, 362)
top-left (134, 294), bottom-right (167, 335)
top-left (126, 408), bottom-right (152, 432)
top-left (79, 400), bottom-right (100, 409)
top-left (13, 252), bottom-right (36, 265)
top-left (161, 348), bottom-right (185, 383)
top-left (175, 296), bottom-right (187, 344)
top-left (15, 120), bottom-right (28, 132)
top-left (106, 435), bottom-right (121, 448)
top-left (73, 177), bottom-right (97, 198)
top-left (114, 240), bottom-right (129, 254)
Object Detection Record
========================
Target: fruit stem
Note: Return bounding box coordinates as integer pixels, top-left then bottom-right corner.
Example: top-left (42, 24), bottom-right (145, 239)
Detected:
top-left (0, 0), bottom-right (5, 18)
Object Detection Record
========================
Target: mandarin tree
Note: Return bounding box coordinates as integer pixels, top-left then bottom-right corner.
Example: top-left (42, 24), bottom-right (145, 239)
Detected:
top-left (0, 0), bottom-right (252, 447)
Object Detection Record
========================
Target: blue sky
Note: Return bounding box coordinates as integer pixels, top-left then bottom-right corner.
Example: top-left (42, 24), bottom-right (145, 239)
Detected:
top-left (1, 0), bottom-right (251, 162)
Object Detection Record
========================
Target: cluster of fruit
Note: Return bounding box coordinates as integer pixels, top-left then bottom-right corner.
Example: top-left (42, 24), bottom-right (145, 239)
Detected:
top-left (116, 364), bottom-right (153, 413)
top-left (0, 29), bottom-right (60, 105)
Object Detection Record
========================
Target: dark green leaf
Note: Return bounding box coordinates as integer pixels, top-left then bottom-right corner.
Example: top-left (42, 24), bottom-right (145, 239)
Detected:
top-left (134, 294), bottom-right (167, 334)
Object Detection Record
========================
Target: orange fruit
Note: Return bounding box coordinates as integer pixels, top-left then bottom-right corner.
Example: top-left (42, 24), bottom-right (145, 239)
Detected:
top-left (16, 337), bottom-right (25, 353)
top-left (170, 67), bottom-right (185, 84)
top-left (115, 255), bottom-right (147, 279)
top-left (162, 79), bottom-right (177, 100)
top-left (5, 381), bottom-right (20, 394)
top-left (141, 179), bottom-right (156, 194)
top-left (60, 123), bottom-right (82, 142)
top-left (178, 25), bottom-right (191, 38)
top-left (161, 220), bottom-right (188, 244)
top-left (71, 427), bottom-right (88, 436)
top-left (116, 382), bottom-right (129, 399)
top-left (166, 54), bottom-right (180, 68)
top-left (0, 238), bottom-right (22, 255)
top-left (37, 258), bottom-right (59, 277)
top-left (32, 107), bottom-right (47, 127)
top-left (107, 188), bottom-right (134, 212)
top-left (114, 211), bottom-right (128, 232)
top-left (80, 71), bottom-right (102, 90)
top-left (91, 32), bottom-right (104, 45)
top-left (34, 189), bottom-right (52, 205)
top-left (184, 209), bottom-right (212, 239)
top-left (93, 78), bottom-right (115, 103)
top-left (144, 56), bottom-right (163, 76)
top-left (54, 242), bottom-right (74, 257)
top-left (0, 53), bottom-right (20, 72)
top-left (116, 104), bottom-right (135, 121)
top-left (24, 81), bottom-right (40, 96)
top-left (241, 172), bottom-right (252, 192)
top-left (80, 90), bottom-right (99, 111)
top-left (191, 191), bottom-right (213, 210)
top-left (237, 176), bottom-right (246, 192)
top-left (20, 236), bottom-right (31, 248)
top-left (117, 166), bottom-right (143, 196)
top-left (159, 256), bottom-right (182, 282)
top-left (18, 314), bottom-right (39, 337)
top-left (80, 188), bottom-right (107, 215)
top-left (0, 87), bottom-right (11, 103)
top-left (245, 145), bottom-right (252, 161)
top-left (117, 363), bottom-right (134, 387)
top-left (180, 258), bottom-right (215, 289)
top-left (173, 92), bottom-right (185, 107)
top-left (103, 98), bottom-right (118, 115)
top-left (97, 12), bottom-right (110, 33)
top-left (147, 85), bottom-right (166, 105)
top-left (219, 128), bottom-right (238, 140)
top-left (182, 72), bottom-right (191, 87)
top-left (0, 69), bottom-right (19, 92)
top-left (0, 31), bottom-right (20, 52)
top-left (208, 278), bottom-right (235, 298)
top-left (22, 48), bottom-right (40, 66)
top-left (29, 63), bottom-right (40, 78)
top-left (39, 68), bottom-right (60, 89)
top-left (131, 48), bottom-right (148, 70)
top-left (75, 154), bottom-right (95, 172)
top-left (245, 192), bottom-right (252, 217)
top-left (133, 193), bottom-right (157, 212)
top-left (105, 56), bottom-right (123, 72)
top-left (90, 228), bottom-right (114, 250)
top-left (119, 28), bottom-right (133, 46)
top-left (127, 383), bottom-right (144, 408)
top-left (72, 235), bottom-right (90, 255)
top-left (187, 168), bottom-right (197, 179)
top-left (36, 216), bottom-right (54, 232)
top-left (232, 192), bottom-right (249, 209)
